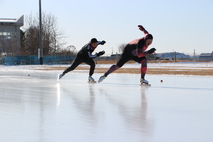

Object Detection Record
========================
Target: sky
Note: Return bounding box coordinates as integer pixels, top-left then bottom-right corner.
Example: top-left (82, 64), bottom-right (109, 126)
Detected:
top-left (1, 0), bottom-right (213, 55)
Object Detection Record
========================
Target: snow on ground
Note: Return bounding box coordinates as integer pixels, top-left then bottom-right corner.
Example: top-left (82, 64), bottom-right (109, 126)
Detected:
top-left (0, 62), bottom-right (213, 71)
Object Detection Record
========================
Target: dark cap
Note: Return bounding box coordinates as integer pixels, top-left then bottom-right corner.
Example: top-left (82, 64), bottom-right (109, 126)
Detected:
top-left (145, 34), bottom-right (153, 40)
top-left (90, 38), bottom-right (98, 43)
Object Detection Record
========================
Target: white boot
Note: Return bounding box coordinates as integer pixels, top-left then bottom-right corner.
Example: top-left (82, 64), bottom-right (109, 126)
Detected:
top-left (58, 73), bottom-right (65, 80)
top-left (88, 76), bottom-right (96, 82)
top-left (140, 78), bottom-right (149, 84)
top-left (98, 75), bottom-right (106, 83)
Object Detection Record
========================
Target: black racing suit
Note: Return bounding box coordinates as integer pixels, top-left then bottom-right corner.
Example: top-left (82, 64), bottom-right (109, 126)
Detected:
top-left (63, 43), bottom-right (100, 76)
top-left (104, 37), bottom-right (149, 79)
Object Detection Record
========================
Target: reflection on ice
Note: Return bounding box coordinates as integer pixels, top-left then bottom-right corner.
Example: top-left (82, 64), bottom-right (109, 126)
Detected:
top-left (0, 71), bottom-right (213, 142)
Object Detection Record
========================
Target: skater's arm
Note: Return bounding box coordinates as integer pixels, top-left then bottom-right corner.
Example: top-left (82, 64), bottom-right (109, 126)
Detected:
top-left (136, 48), bottom-right (148, 57)
top-left (136, 48), bottom-right (156, 57)
top-left (87, 52), bottom-right (97, 58)
top-left (135, 39), bottom-right (149, 57)
top-left (135, 25), bottom-right (150, 57)
top-left (97, 40), bottom-right (106, 45)
top-left (138, 25), bottom-right (149, 35)
top-left (87, 40), bottom-right (106, 58)
top-left (87, 45), bottom-right (98, 58)
top-left (87, 46), bottom-right (105, 58)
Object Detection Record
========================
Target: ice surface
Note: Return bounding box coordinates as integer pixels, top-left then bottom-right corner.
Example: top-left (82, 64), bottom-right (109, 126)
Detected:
top-left (0, 70), bottom-right (213, 142)
top-left (0, 61), bottom-right (213, 71)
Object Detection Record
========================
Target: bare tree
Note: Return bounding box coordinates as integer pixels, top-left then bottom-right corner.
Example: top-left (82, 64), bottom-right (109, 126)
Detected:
top-left (22, 12), bottom-right (66, 55)
top-left (56, 45), bottom-right (77, 55)
top-left (118, 43), bottom-right (127, 54)
top-left (23, 26), bottom-right (39, 55)
top-left (0, 37), bottom-right (20, 55)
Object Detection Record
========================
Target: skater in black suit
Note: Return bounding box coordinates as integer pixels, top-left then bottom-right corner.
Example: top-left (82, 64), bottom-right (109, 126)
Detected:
top-left (58, 38), bottom-right (106, 82)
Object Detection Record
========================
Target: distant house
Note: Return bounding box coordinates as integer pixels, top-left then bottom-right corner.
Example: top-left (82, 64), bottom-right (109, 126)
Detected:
top-left (0, 15), bottom-right (24, 54)
top-left (199, 53), bottom-right (213, 61)
top-left (156, 52), bottom-right (191, 60)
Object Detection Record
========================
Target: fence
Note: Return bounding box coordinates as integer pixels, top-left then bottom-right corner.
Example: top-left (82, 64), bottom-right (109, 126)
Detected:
top-left (2, 55), bottom-right (75, 65)
top-left (1, 54), bottom-right (123, 65)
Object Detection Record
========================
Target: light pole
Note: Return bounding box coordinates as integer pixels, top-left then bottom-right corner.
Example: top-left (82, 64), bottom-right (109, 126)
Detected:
top-left (39, 0), bottom-right (43, 65)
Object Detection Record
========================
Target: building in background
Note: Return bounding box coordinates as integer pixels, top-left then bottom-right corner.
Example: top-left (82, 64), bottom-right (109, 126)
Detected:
top-left (0, 15), bottom-right (24, 55)
top-left (155, 52), bottom-right (191, 60)
top-left (199, 52), bottom-right (213, 61)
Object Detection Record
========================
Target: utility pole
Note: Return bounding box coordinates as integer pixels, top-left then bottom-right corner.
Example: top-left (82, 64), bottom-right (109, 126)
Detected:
top-left (174, 51), bottom-right (176, 62)
top-left (212, 51), bottom-right (213, 61)
top-left (193, 49), bottom-right (195, 62)
top-left (39, 0), bottom-right (43, 65)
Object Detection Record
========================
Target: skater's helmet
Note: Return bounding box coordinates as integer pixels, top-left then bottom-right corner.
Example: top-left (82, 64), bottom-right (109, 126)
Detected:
top-left (90, 38), bottom-right (98, 43)
top-left (145, 34), bottom-right (153, 40)
top-left (144, 34), bottom-right (153, 46)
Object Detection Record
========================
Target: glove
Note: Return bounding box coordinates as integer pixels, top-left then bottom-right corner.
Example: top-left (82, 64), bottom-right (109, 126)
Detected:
top-left (100, 40), bottom-right (106, 45)
top-left (96, 50), bottom-right (105, 57)
top-left (138, 25), bottom-right (145, 31)
top-left (147, 48), bottom-right (156, 54)
top-left (138, 25), bottom-right (148, 34)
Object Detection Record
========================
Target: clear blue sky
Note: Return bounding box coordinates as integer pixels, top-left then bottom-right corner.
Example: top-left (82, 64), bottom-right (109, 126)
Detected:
top-left (1, 0), bottom-right (213, 55)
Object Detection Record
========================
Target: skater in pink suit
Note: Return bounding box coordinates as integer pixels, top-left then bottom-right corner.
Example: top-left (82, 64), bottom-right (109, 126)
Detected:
top-left (98, 25), bottom-right (156, 85)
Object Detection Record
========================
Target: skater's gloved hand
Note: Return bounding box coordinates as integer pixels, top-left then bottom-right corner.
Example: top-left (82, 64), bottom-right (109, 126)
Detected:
top-left (100, 40), bottom-right (106, 45)
top-left (96, 50), bottom-right (105, 57)
top-left (138, 25), bottom-right (148, 34)
top-left (138, 25), bottom-right (145, 31)
top-left (147, 48), bottom-right (156, 54)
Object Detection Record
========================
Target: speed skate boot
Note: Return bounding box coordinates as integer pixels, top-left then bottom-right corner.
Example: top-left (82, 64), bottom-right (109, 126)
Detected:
top-left (88, 76), bottom-right (96, 83)
top-left (58, 73), bottom-right (65, 80)
top-left (98, 75), bottom-right (106, 83)
top-left (140, 78), bottom-right (149, 85)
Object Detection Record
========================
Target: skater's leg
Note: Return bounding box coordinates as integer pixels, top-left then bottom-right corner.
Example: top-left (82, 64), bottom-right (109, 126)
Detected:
top-left (98, 55), bottom-right (130, 83)
top-left (104, 55), bottom-right (130, 77)
top-left (84, 58), bottom-right (97, 82)
top-left (132, 56), bottom-right (148, 84)
top-left (58, 57), bottom-right (82, 80)
top-left (63, 56), bottom-right (83, 74)
top-left (84, 59), bottom-right (95, 76)
top-left (140, 58), bottom-right (147, 79)
top-left (104, 65), bottom-right (120, 77)
top-left (131, 56), bottom-right (147, 79)
top-left (98, 64), bottom-right (121, 83)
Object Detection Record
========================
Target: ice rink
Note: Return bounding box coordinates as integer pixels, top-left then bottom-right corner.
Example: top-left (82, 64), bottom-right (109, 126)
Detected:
top-left (0, 70), bottom-right (213, 142)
